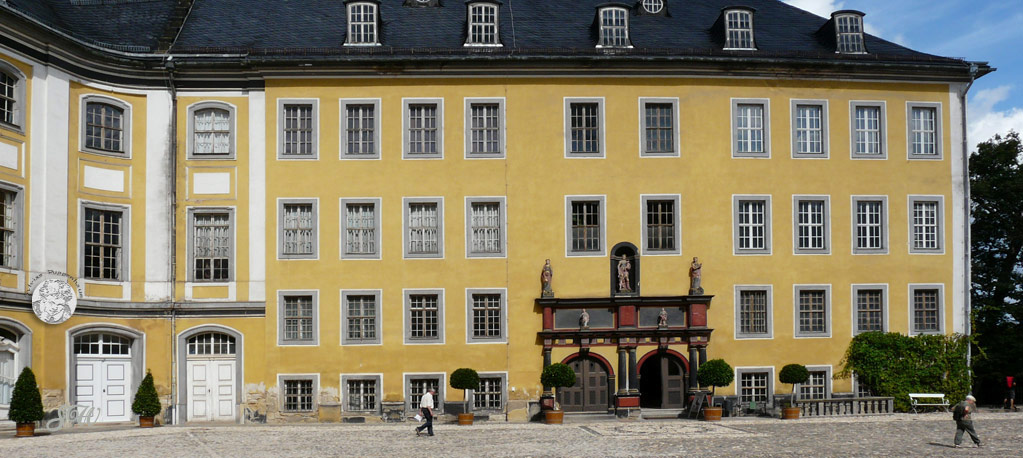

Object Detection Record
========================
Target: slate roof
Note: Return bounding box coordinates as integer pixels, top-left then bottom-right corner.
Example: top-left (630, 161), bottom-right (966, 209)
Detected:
top-left (1, 0), bottom-right (967, 66)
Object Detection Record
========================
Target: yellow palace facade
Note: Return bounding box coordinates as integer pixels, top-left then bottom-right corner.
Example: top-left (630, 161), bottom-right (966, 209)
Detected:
top-left (0, 0), bottom-right (989, 424)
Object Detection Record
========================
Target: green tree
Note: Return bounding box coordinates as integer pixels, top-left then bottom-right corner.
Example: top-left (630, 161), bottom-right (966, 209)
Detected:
top-left (697, 359), bottom-right (734, 398)
top-left (969, 131), bottom-right (1023, 401)
top-left (131, 370), bottom-right (162, 417)
top-left (449, 368), bottom-right (480, 413)
top-left (8, 367), bottom-right (44, 424)
top-left (779, 364), bottom-right (809, 406)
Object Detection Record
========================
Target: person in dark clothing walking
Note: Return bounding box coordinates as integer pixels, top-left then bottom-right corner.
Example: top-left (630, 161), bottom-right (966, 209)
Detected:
top-left (415, 388), bottom-right (436, 437)
top-left (953, 395), bottom-right (982, 448)
top-left (1004, 376), bottom-right (1017, 411)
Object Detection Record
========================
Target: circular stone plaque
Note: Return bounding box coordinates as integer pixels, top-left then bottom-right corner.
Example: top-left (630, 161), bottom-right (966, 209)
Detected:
top-left (32, 278), bottom-right (77, 324)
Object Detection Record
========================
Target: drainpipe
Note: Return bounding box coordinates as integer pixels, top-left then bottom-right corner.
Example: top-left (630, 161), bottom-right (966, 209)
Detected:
top-left (958, 63), bottom-right (978, 378)
top-left (165, 56), bottom-right (179, 424)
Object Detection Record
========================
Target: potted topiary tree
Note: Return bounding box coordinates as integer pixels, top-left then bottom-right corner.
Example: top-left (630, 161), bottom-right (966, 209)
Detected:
top-left (696, 359), bottom-right (733, 421)
top-left (131, 370), bottom-right (161, 428)
top-left (450, 368), bottom-right (480, 426)
top-left (540, 363), bottom-right (576, 424)
top-left (9, 367), bottom-right (44, 437)
top-left (779, 363), bottom-right (809, 420)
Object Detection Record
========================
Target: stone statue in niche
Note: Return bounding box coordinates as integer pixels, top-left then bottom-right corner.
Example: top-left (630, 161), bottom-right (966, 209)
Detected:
top-left (541, 259), bottom-right (554, 298)
top-left (617, 255), bottom-right (632, 293)
top-left (688, 257), bottom-right (704, 295)
top-left (658, 307), bottom-right (669, 328)
top-left (579, 308), bottom-right (590, 329)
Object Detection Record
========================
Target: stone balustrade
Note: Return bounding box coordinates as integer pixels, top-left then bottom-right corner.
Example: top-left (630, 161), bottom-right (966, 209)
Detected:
top-left (797, 397), bottom-right (894, 417)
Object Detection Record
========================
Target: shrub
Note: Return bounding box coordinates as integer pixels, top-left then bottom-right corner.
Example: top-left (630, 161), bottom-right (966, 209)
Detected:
top-left (450, 368), bottom-right (480, 412)
top-left (541, 363), bottom-right (576, 390)
top-left (780, 363), bottom-right (809, 406)
top-left (8, 367), bottom-right (44, 424)
top-left (697, 359), bottom-right (734, 397)
top-left (132, 370), bottom-right (162, 417)
top-left (838, 332), bottom-right (970, 412)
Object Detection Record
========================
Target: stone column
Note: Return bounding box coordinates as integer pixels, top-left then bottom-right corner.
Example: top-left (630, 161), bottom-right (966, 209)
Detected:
top-left (617, 347), bottom-right (629, 394)
top-left (699, 346), bottom-right (707, 366)
top-left (628, 348), bottom-right (638, 394)
top-left (689, 346), bottom-right (700, 390)
top-left (542, 348), bottom-right (552, 395)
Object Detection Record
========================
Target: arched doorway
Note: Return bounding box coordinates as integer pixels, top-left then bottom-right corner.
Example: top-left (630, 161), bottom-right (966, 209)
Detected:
top-left (558, 355), bottom-right (611, 412)
top-left (68, 326), bottom-right (144, 423)
top-left (0, 318), bottom-right (31, 421)
top-left (177, 325), bottom-right (243, 423)
top-left (639, 352), bottom-right (688, 409)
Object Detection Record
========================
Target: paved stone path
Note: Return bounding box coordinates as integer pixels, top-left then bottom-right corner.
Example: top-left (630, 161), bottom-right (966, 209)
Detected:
top-left (2, 410), bottom-right (1021, 456)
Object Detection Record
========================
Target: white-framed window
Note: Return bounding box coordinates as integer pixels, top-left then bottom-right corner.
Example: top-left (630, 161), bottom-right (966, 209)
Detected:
top-left (724, 9), bottom-right (755, 50)
top-left (346, 2), bottom-right (379, 45)
top-left (852, 284), bottom-right (888, 335)
top-left (340, 99), bottom-right (381, 159)
top-left (598, 7), bottom-right (631, 48)
top-left (473, 373), bottom-right (506, 411)
top-left (564, 98), bottom-right (605, 158)
top-left (405, 289), bottom-right (444, 344)
top-left (277, 290), bottom-right (319, 346)
top-left (735, 285), bottom-right (772, 339)
top-left (794, 285), bottom-right (831, 338)
top-left (341, 374), bottom-right (382, 413)
top-left (277, 99), bottom-right (318, 159)
top-left (736, 367), bottom-right (773, 407)
top-left (405, 374), bottom-right (444, 412)
top-left (0, 328), bottom-right (19, 407)
top-left (907, 102), bottom-right (942, 159)
top-left (909, 284), bottom-right (944, 335)
top-left (81, 95), bottom-right (132, 157)
top-left (0, 61), bottom-right (26, 130)
top-left (733, 195), bottom-right (771, 255)
top-left (641, 0), bottom-right (664, 15)
top-left (851, 196), bottom-right (887, 254)
top-left (641, 195), bottom-right (681, 255)
top-left (82, 203), bottom-right (128, 281)
top-left (403, 98), bottom-right (443, 159)
top-left (464, 98), bottom-right (505, 158)
top-left (466, 289), bottom-right (507, 343)
top-left (793, 196), bottom-right (829, 255)
top-left (342, 290), bottom-right (382, 345)
top-left (187, 101), bottom-right (235, 159)
top-left (790, 100), bottom-right (828, 157)
top-left (188, 208), bottom-right (234, 281)
top-left (278, 199), bottom-right (318, 259)
top-left (465, 197), bottom-right (506, 258)
top-left (565, 195), bottom-right (606, 257)
top-left (732, 99), bottom-right (770, 157)
top-left (639, 98), bottom-right (680, 157)
top-left (0, 183), bottom-right (22, 269)
top-left (466, 2), bottom-right (501, 46)
top-left (799, 366), bottom-right (831, 400)
top-left (340, 198), bottom-right (381, 259)
top-left (279, 374), bottom-right (318, 412)
top-left (908, 196), bottom-right (944, 253)
top-left (850, 101), bottom-right (886, 158)
top-left (404, 197), bottom-right (443, 258)
top-left (834, 12), bottom-right (865, 54)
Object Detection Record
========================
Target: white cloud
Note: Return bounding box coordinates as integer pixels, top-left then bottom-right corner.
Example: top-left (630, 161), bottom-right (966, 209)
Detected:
top-left (784, 0), bottom-right (844, 18)
top-left (968, 86), bottom-right (1023, 149)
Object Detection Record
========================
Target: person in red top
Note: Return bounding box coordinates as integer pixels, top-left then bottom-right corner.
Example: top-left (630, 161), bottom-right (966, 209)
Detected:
top-left (1005, 376), bottom-right (1017, 412)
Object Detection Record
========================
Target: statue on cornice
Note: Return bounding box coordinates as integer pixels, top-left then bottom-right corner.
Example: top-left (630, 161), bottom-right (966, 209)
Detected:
top-left (689, 257), bottom-right (704, 295)
top-left (541, 259), bottom-right (554, 298)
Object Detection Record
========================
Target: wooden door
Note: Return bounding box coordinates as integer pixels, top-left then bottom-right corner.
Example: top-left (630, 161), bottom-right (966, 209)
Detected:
top-left (557, 357), bottom-right (608, 412)
top-left (661, 356), bottom-right (686, 409)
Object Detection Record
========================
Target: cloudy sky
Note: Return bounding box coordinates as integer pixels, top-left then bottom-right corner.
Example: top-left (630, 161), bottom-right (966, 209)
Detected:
top-left (784, 0), bottom-right (1022, 151)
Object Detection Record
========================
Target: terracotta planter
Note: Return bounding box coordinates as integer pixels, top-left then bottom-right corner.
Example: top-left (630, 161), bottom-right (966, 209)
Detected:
top-left (457, 413), bottom-right (474, 426)
top-left (702, 406), bottom-right (722, 421)
top-left (15, 422), bottom-right (35, 437)
top-left (782, 406), bottom-right (801, 420)
top-left (139, 416), bottom-right (156, 428)
top-left (544, 409), bottom-right (564, 424)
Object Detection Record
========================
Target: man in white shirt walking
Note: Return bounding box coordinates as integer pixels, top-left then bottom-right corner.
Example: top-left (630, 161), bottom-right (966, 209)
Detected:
top-left (415, 388), bottom-right (436, 437)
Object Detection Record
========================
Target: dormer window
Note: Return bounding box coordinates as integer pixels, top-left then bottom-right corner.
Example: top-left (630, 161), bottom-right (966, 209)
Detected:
top-left (641, 0), bottom-right (664, 14)
top-left (724, 8), bottom-right (755, 50)
top-left (834, 12), bottom-right (866, 54)
top-left (598, 7), bottom-right (631, 48)
top-left (346, 2), bottom-right (379, 46)
top-left (466, 2), bottom-right (501, 46)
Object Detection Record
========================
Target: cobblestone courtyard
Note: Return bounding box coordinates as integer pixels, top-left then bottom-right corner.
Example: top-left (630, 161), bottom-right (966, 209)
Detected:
top-left (2, 411), bottom-right (1021, 457)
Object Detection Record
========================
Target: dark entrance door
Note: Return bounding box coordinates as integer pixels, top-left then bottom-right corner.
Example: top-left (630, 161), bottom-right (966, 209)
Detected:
top-left (558, 357), bottom-right (609, 412)
top-left (639, 354), bottom-right (687, 408)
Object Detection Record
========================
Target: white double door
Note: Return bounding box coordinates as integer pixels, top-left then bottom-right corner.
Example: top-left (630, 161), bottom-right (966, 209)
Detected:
top-left (75, 357), bottom-right (132, 422)
top-left (187, 358), bottom-right (236, 422)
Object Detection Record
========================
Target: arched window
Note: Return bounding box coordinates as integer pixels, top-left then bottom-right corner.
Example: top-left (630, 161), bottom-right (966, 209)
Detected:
top-left (187, 101), bottom-right (235, 159)
top-left (466, 2), bottom-right (501, 46)
top-left (833, 11), bottom-right (866, 54)
top-left (0, 60), bottom-right (26, 130)
top-left (73, 333), bottom-right (131, 355)
top-left (724, 8), bottom-right (755, 50)
top-left (85, 102), bottom-right (125, 153)
top-left (346, 2), bottom-right (379, 45)
top-left (598, 7), bottom-right (631, 48)
top-left (187, 332), bottom-right (236, 355)
top-left (0, 328), bottom-right (19, 407)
